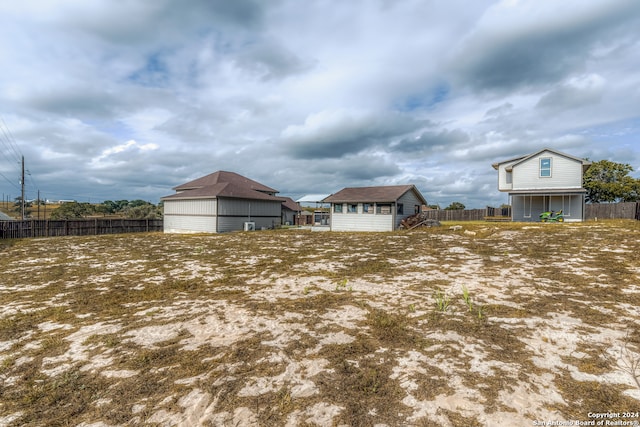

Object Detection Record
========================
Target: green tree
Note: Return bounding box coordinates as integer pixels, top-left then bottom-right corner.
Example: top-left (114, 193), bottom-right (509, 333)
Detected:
top-left (444, 201), bottom-right (465, 210)
top-left (50, 202), bottom-right (95, 220)
top-left (583, 160), bottom-right (640, 203)
top-left (123, 202), bottom-right (162, 219)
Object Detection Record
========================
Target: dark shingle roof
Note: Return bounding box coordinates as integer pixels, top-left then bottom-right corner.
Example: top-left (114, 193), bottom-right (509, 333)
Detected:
top-left (173, 170), bottom-right (277, 193)
top-left (162, 171), bottom-right (282, 202)
top-left (323, 185), bottom-right (426, 204)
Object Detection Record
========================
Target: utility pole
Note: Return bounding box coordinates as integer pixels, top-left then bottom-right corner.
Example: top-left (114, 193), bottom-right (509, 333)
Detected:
top-left (37, 189), bottom-right (40, 220)
top-left (21, 156), bottom-right (25, 220)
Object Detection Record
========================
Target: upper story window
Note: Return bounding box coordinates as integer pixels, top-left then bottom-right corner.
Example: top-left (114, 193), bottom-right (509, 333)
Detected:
top-left (540, 157), bottom-right (552, 177)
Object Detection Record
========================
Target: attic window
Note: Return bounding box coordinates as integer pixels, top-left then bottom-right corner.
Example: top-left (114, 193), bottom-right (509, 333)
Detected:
top-left (540, 158), bottom-right (552, 177)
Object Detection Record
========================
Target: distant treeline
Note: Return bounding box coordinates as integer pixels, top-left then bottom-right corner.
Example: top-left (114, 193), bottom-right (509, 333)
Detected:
top-left (7, 199), bottom-right (163, 220)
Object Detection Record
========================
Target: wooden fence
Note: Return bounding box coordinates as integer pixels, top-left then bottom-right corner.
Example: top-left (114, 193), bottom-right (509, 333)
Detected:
top-left (585, 202), bottom-right (640, 220)
top-left (417, 203), bottom-right (639, 222)
top-left (420, 208), bottom-right (490, 222)
top-left (0, 219), bottom-right (163, 239)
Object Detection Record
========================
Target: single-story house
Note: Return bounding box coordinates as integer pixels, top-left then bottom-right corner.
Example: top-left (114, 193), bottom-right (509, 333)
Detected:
top-left (162, 171), bottom-right (285, 233)
top-left (492, 148), bottom-right (591, 222)
top-left (323, 185), bottom-right (427, 231)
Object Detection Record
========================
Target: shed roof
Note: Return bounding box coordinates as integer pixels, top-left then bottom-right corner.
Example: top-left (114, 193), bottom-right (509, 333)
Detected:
top-left (323, 185), bottom-right (426, 204)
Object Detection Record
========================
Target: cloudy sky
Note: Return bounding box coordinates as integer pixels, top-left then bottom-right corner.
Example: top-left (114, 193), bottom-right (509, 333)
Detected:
top-left (1, 0), bottom-right (639, 208)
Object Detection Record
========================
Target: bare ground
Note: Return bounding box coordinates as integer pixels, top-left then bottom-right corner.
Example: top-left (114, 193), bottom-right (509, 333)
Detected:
top-left (0, 220), bottom-right (639, 426)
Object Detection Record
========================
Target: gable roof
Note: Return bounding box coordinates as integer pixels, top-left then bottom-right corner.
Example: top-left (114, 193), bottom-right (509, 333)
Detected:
top-left (162, 171), bottom-right (282, 202)
top-left (323, 185), bottom-right (427, 204)
top-left (492, 148), bottom-right (591, 171)
top-left (173, 170), bottom-right (277, 193)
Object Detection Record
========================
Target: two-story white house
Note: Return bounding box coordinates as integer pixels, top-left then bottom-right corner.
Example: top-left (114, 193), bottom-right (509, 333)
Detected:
top-left (492, 148), bottom-right (591, 222)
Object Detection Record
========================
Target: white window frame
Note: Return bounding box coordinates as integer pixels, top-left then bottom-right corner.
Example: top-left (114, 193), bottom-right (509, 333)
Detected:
top-left (540, 157), bottom-right (552, 178)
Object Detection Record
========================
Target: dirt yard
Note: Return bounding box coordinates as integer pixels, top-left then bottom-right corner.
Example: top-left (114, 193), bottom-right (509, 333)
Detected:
top-left (0, 221), bottom-right (639, 426)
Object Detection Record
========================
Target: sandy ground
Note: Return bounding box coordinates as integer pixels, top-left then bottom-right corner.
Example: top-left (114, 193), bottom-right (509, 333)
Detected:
top-left (0, 222), bottom-right (639, 426)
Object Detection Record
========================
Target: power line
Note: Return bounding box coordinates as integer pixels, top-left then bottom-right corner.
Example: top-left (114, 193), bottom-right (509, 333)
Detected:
top-left (0, 117), bottom-right (23, 165)
top-left (0, 170), bottom-right (21, 191)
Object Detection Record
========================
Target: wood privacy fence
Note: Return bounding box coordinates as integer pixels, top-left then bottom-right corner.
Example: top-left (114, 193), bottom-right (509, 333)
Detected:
top-left (584, 202), bottom-right (640, 220)
top-left (418, 203), bottom-right (639, 222)
top-left (420, 208), bottom-right (492, 222)
top-left (0, 219), bottom-right (163, 239)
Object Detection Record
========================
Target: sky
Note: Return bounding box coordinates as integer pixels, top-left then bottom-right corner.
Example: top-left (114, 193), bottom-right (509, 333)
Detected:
top-left (1, 0), bottom-right (639, 209)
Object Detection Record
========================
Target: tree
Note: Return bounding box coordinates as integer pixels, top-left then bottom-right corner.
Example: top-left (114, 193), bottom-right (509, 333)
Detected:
top-left (123, 203), bottom-right (162, 219)
top-left (444, 201), bottom-right (465, 210)
top-left (583, 160), bottom-right (640, 203)
top-left (50, 202), bottom-right (95, 220)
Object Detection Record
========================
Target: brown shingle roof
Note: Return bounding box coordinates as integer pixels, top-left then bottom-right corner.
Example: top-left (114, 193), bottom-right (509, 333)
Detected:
top-left (162, 171), bottom-right (282, 202)
top-left (173, 170), bottom-right (277, 193)
top-left (323, 185), bottom-right (426, 204)
top-left (162, 182), bottom-right (284, 201)
top-left (281, 197), bottom-right (301, 212)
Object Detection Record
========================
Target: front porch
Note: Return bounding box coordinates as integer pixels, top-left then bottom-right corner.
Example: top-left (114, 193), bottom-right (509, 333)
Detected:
top-left (510, 191), bottom-right (586, 222)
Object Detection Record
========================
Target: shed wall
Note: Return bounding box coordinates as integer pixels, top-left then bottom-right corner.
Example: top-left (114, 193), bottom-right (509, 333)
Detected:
top-left (217, 198), bottom-right (281, 232)
top-left (396, 191), bottom-right (423, 226)
top-left (330, 203), bottom-right (394, 231)
top-left (163, 199), bottom-right (217, 233)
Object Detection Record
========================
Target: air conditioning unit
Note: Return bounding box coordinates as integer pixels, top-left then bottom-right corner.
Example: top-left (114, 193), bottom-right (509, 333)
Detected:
top-left (244, 222), bottom-right (255, 231)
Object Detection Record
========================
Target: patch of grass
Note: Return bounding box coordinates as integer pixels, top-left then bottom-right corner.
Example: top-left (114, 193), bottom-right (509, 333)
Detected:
top-left (552, 370), bottom-right (640, 418)
top-left (4, 367), bottom-right (111, 426)
top-left (434, 289), bottom-right (451, 312)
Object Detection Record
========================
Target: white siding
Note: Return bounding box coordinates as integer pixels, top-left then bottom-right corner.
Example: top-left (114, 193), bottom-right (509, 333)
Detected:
top-left (512, 152), bottom-right (583, 190)
top-left (163, 199), bottom-right (217, 233)
top-left (329, 188), bottom-right (424, 232)
top-left (163, 199), bottom-right (216, 215)
top-left (163, 198), bottom-right (281, 233)
top-left (330, 203), bottom-right (394, 232)
top-left (497, 162), bottom-right (517, 191)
